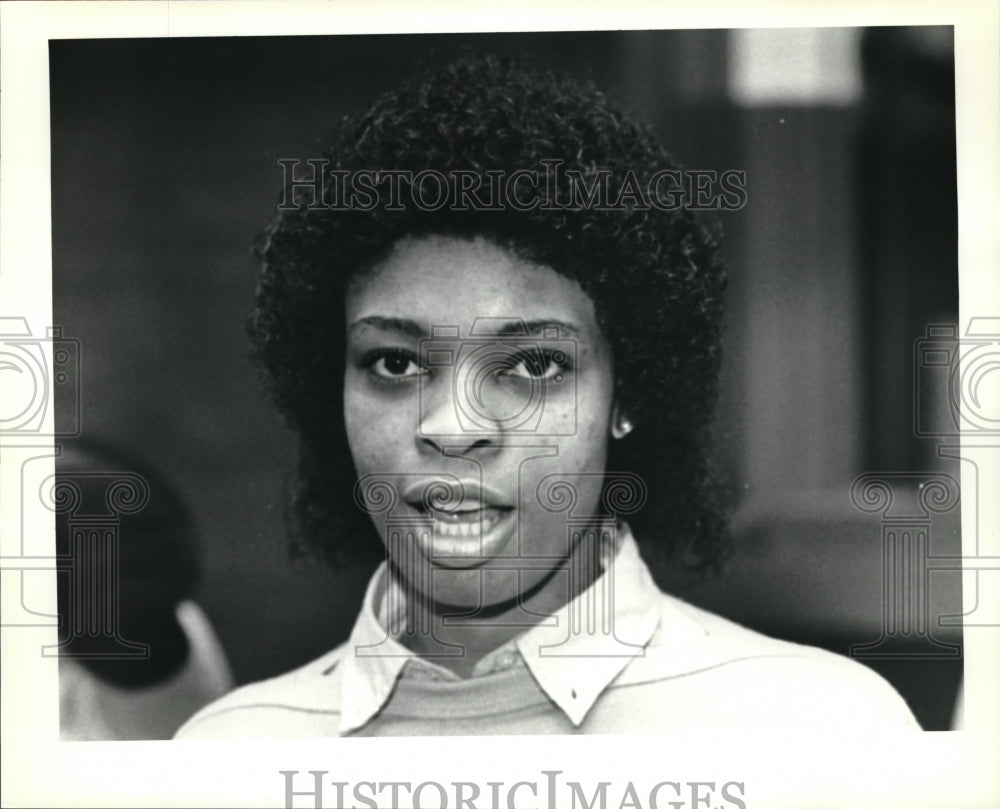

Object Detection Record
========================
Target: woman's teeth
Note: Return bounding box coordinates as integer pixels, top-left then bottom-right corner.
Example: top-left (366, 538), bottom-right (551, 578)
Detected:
top-left (426, 508), bottom-right (503, 537)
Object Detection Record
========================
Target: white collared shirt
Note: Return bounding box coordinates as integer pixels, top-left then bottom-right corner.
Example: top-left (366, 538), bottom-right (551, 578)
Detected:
top-left (338, 524), bottom-right (661, 733)
top-left (177, 529), bottom-right (920, 737)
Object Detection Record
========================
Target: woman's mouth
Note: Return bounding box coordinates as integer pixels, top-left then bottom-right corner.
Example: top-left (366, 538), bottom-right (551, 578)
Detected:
top-left (420, 504), bottom-right (509, 537)
top-left (400, 481), bottom-right (516, 565)
top-left (423, 505), bottom-right (514, 564)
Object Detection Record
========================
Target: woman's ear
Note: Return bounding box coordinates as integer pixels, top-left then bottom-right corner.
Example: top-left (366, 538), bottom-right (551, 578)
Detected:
top-left (610, 402), bottom-right (634, 440)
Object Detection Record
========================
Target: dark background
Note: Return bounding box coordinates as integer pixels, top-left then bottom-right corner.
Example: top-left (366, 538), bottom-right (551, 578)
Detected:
top-left (50, 29), bottom-right (962, 729)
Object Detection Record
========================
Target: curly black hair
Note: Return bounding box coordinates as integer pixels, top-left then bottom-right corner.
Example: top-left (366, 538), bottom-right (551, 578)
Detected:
top-left (248, 53), bottom-right (728, 573)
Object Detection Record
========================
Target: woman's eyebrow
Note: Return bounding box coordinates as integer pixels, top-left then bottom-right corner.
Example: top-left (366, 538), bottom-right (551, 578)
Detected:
top-left (348, 315), bottom-right (426, 338)
top-left (349, 316), bottom-right (580, 338)
top-left (497, 319), bottom-right (580, 337)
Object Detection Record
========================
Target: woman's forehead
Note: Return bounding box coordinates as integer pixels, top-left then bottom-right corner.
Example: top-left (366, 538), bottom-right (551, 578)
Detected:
top-left (345, 234), bottom-right (599, 337)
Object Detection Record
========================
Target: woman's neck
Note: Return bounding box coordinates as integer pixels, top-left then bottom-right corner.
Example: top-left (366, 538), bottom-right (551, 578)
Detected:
top-left (392, 530), bottom-right (608, 677)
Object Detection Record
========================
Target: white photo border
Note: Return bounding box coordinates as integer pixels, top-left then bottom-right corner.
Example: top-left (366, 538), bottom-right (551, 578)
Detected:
top-left (1, 2), bottom-right (998, 808)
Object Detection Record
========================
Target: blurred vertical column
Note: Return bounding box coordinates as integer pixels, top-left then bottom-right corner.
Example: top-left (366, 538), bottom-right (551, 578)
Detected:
top-left (854, 28), bottom-right (958, 473)
top-left (725, 28), bottom-right (864, 509)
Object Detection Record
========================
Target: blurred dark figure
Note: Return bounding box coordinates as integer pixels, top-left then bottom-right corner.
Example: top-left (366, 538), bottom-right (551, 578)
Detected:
top-left (54, 438), bottom-right (233, 740)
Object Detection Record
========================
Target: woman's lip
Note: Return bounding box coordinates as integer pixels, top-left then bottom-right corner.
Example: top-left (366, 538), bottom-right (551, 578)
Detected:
top-left (421, 504), bottom-right (511, 524)
top-left (401, 478), bottom-right (510, 511)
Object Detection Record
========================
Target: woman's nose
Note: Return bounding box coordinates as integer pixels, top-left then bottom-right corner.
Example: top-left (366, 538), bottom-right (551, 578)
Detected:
top-left (417, 371), bottom-right (502, 456)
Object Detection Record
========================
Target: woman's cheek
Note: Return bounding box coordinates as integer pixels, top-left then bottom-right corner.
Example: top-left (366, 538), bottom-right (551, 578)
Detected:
top-left (343, 377), bottom-right (378, 472)
top-left (345, 386), bottom-right (412, 473)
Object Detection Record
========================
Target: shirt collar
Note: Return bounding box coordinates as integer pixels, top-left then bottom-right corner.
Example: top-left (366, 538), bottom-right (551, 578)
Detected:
top-left (515, 529), bottom-right (661, 725)
top-left (338, 524), bottom-right (661, 733)
top-left (338, 568), bottom-right (413, 734)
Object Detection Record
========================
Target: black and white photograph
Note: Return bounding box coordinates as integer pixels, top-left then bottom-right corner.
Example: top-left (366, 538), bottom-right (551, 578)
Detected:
top-left (1, 2), bottom-right (998, 808)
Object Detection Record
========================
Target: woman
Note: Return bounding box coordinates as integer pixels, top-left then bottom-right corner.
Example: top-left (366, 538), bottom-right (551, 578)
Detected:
top-left (177, 54), bottom-right (917, 736)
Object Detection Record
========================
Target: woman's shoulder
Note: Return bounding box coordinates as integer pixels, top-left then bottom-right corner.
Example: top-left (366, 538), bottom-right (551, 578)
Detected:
top-left (173, 642), bottom-right (349, 739)
top-left (599, 590), bottom-right (921, 731)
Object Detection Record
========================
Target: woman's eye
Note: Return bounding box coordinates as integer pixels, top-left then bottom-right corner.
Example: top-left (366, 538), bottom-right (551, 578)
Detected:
top-left (502, 349), bottom-right (570, 381)
top-left (366, 351), bottom-right (425, 379)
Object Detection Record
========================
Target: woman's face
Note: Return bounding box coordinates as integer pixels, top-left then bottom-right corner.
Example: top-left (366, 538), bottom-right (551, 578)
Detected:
top-left (344, 234), bottom-right (617, 613)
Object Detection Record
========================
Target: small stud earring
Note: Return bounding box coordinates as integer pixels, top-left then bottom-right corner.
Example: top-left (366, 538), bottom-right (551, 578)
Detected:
top-left (612, 418), bottom-right (633, 439)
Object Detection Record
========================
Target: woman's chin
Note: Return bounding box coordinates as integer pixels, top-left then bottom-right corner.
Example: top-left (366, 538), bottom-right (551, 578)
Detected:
top-left (400, 565), bottom-right (566, 618)
top-left (414, 567), bottom-right (518, 613)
